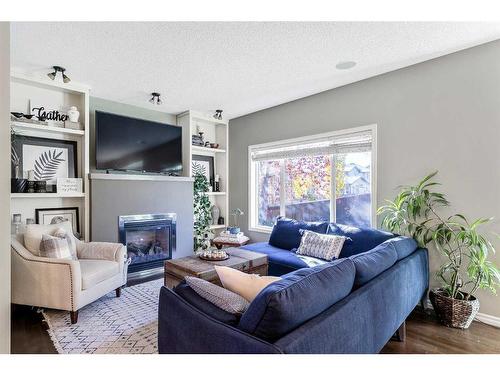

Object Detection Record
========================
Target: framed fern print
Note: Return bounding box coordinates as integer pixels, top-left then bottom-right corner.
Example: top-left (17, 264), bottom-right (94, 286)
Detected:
top-left (192, 154), bottom-right (214, 189)
top-left (12, 135), bottom-right (77, 190)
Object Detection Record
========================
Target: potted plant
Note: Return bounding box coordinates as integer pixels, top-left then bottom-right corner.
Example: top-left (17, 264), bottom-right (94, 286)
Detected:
top-left (193, 168), bottom-right (213, 253)
top-left (378, 171), bottom-right (500, 329)
top-left (228, 208), bottom-right (244, 234)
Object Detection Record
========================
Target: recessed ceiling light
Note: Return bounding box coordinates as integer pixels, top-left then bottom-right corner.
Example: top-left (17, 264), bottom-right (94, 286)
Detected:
top-left (336, 61), bottom-right (356, 70)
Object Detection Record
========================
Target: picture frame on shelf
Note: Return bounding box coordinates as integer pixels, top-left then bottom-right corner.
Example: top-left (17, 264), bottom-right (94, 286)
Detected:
top-left (192, 154), bottom-right (215, 190)
top-left (35, 207), bottom-right (80, 235)
top-left (12, 135), bottom-right (77, 192)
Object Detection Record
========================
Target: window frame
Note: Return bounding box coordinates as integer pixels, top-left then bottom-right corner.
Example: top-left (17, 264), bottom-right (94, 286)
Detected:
top-left (248, 124), bottom-right (377, 234)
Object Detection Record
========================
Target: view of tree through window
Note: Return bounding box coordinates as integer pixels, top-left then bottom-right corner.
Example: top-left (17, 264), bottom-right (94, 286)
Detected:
top-left (255, 149), bottom-right (372, 229)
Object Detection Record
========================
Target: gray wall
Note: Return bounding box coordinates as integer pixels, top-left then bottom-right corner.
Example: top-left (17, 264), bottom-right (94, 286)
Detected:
top-left (0, 22), bottom-right (10, 353)
top-left (91, 179), bottom-right (194, 259)
top-left (229, 40), bottom-right (500, 318)
top-left (89, 97), bottom-right (177, 172)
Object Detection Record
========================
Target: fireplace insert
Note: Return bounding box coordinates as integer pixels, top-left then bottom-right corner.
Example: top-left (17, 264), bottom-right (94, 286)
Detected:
top-left (118, 213), bottom-right (176, 276)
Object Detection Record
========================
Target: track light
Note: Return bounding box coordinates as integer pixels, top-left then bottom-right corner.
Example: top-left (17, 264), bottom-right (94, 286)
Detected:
top-left (213, 109), bottom-right (223, 120)
top-left (47, 66), bottom-right (71, 83)
top-left (150, 92), bottom-right (162, 105)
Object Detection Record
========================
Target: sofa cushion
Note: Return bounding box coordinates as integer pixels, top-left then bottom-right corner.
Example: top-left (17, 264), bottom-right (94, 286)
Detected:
top-left (174, 281), bottom-right (240, 326)
top-left (238, 259), bottom-right (355, 342)
top-left (327, 223), bottom-right (394, 257)
top-left (387, 236), bottom-right (418, 260)
top-left (79, 259), bottom-right (119, 290)
top-left (269, 217), bottom-right (328, 250)
top-left (185, 276), bottom-right (249, 314)
top-left (24, 221), bottom-right (74, 256)
top-left (296, 230), bottom-right (346, 261)
top-left (350, 240), bottom-right (398, 286)
top-left (242, 242), bottom-right (324, 271)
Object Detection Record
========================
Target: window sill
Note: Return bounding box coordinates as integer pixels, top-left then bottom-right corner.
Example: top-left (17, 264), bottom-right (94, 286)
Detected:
top-left (248, 226), bottom-right (273, 235)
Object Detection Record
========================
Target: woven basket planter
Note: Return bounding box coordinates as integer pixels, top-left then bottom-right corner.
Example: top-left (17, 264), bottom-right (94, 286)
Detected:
top-left (429, 288), bottom-right (480, 329)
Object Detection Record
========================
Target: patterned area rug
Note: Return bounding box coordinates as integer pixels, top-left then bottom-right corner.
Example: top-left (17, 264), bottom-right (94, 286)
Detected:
top-left (42, 279), bottom-right (163, 354)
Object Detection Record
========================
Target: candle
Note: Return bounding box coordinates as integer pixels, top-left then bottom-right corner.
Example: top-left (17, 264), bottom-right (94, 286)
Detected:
top-left (28, 170), bottom-right (35, 181)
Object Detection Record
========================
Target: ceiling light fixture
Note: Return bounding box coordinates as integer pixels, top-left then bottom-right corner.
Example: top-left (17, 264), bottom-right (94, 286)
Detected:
top-left (47, 66), bottom-right (71, 83)
top-left (213, 109), bottom-right (223, 120)
top-left (149, 92), bottom-right (162, 105)
top-left (335, 61), bottom-right (357, 70)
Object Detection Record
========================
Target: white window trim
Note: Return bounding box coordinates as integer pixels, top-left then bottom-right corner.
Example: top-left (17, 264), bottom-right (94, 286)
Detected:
top-left (248, 124), bottom-right (377, 234)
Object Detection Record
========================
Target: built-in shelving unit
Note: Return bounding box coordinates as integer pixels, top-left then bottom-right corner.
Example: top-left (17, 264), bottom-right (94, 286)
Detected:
top-left (10, 72), bottom-right (90, 241)
top-left (177, 110), bottom-right (229, 235)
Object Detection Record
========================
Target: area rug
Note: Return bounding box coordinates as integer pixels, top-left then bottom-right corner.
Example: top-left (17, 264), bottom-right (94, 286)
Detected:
top-left (42, 278), bottom-right (163, 354)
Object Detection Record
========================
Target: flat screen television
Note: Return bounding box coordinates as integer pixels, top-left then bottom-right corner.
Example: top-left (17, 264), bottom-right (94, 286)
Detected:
top-left (95, 111), bottom-right (182, 175)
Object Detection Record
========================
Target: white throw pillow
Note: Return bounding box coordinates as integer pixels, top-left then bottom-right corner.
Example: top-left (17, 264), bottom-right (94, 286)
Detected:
top-left (24, 221), bottom-right (75, 257)
top-left (295, 230), bottom-right (346, 260)
top-left (214, 266), bottom-right (281, 302)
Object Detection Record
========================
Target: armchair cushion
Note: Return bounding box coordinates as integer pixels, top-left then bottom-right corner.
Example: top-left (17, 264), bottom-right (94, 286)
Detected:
top-left (24, 221), bottom-right (74, 256)
top-left (80, 260), bottom-right (119, 290)
top-left (77, 241), bottom-right (125, 262)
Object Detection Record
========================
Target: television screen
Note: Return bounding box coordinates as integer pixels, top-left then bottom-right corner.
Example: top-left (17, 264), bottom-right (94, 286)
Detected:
top-left (95, 111), bottom-right (182, 175)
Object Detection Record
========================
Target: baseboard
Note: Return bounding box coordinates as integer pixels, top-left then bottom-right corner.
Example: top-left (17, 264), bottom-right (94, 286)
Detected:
top-left (424, 297), bottom-right (500, 328)
top-left (475, 313), bottom-right (500, 328)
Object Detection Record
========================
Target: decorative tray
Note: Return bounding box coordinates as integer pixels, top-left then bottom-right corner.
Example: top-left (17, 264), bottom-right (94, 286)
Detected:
top-left (199, 251), bottom-right (229, 261)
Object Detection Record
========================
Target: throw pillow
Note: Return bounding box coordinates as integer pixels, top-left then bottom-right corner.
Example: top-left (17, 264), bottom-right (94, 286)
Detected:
top-left (24, 221), bottom-right (74, 256)
top-left (53, 228), bottom-right (78, 260)
top-left (215, 266), bottom-right (281, 302)
top-left (268, 217), bottom-right (329, 250)
top-left (185, 276), bottom-right (249, 315)
top-left (39, 234), bottom-right (73, 260)
top-left (295, 230), bottom-right (346, 260)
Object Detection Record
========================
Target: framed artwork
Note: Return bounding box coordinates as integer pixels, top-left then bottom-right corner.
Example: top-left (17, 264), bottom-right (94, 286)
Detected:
top-left (35, 207), bottom-right (80, 234)
top-left (12, 135), bottom-right (77, 189)
top-left (192, 155), bottom-right (215, 188)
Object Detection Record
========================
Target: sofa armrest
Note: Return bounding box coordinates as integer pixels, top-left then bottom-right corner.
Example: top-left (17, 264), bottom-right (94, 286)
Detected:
top-left (77, 241), bottom-right (126, 263)
top-left (11, 236), bottom-right (82, 311)
top-left (158, 286), bottom-right (283, 354)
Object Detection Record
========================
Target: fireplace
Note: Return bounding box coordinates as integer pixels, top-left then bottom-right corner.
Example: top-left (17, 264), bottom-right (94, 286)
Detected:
top-left (118, 213), bottom-right (176, 277)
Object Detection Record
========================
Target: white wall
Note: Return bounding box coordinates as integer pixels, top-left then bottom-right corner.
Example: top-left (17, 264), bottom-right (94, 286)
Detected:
top-left (229, 40), bottom-right (500, 318)
top-left (0, 22), bottom-right (11, 353)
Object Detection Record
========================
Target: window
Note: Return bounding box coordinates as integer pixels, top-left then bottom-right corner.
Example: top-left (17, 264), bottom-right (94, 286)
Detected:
top-left (249, 125), bottom-right (376, 232)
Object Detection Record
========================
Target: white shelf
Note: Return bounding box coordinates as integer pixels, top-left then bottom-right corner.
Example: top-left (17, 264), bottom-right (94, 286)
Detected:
top-left (207, 192), bottom-right (226, 196)
top-left (210, 225), bottom-right (226, 230)
top-left (11, 192), bottom-right (86, 198)
top-left (192, 145), bottom-right (226, 154)
top-left (11, 121), bottom-right (85, 136)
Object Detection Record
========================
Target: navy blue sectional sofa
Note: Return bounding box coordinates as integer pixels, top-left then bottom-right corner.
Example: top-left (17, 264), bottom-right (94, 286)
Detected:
top-left (158, 218), bottom-right (429, 354)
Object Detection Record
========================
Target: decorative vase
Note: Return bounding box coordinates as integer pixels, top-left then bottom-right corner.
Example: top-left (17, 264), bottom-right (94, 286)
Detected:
top-left (67, 106), bottom-right (80, 123)
top-left (211, 205), bottom-right (220, 225)
top-left (429, 288), bottom-right (480, 329)
top-left (11, 178), bottom-right (27, 193)
top-left (227, 227), bottom-right (240, 235)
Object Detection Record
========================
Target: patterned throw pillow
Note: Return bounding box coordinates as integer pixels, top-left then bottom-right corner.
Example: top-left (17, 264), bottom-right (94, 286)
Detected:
top-left (53, 228), bottom-right (78, 260)
top-left (185, 276), bottom-right (249, 315)
top-left (295, 230), bottom-right (346, 261)
top-left (39, 234), bottom-right (73, 259)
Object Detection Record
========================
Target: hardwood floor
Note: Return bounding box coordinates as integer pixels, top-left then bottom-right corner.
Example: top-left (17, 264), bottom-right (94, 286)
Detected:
top-left (11, 304), bottom-right (500, 354)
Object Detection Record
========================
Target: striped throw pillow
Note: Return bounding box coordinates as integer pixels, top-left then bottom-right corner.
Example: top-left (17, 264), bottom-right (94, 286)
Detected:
top-left (39, 234), bottom-right (73, 260)
top-left (296, 230), bottom-right (346, 261)
top-left (185, 276), bottom-right (249, 315)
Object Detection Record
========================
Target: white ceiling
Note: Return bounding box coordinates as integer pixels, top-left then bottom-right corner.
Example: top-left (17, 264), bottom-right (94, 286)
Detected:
top-left (10, 22), bottom-right (500, 119)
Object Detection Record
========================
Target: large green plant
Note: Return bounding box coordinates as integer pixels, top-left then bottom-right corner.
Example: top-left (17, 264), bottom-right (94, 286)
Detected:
top-left (378, 171), bottom-right (500, 300)
top-left (193, 167), bottom-right (212, 252)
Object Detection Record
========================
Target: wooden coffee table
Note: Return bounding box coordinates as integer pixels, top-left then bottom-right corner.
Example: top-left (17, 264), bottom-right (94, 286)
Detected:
top-left (164, 248), bottom-right (268, 289)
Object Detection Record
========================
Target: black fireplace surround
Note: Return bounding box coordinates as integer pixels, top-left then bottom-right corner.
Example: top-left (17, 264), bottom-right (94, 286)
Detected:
top-left (118, 213), bottom-right (176, 275)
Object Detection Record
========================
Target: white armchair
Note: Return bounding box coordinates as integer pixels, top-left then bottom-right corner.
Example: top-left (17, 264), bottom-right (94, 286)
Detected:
top-left (11, 230), bottom-right (129, 324)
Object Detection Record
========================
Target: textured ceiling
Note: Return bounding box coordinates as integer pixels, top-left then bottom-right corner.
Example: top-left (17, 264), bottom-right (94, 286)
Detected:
top-left (10, 22), bottom-right (500, 119)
